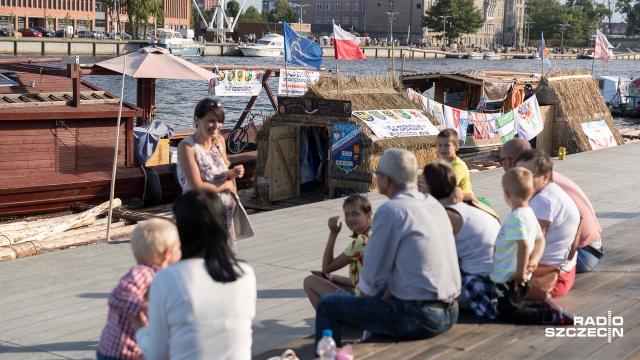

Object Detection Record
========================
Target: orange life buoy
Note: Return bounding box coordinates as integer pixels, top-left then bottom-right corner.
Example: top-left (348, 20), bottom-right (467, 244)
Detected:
top-left (510, 90), bottom-right (522, 109)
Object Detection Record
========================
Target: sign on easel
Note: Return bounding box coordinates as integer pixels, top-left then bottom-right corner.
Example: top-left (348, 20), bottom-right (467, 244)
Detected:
top-left (277, 69), bottom-right (320, 96)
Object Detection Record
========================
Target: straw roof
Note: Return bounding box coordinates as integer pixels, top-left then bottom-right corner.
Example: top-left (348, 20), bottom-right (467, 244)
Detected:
top-left (536, 69), bottom-right (623, 154)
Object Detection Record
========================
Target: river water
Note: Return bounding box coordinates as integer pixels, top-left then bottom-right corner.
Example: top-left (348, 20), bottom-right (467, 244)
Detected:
top-left (74, 55), bottom-right (639, 130)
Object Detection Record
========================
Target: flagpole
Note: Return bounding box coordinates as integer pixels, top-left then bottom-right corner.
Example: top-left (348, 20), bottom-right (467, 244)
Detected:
top-left (283, 22), bottom-right (289, 96)
top-left (336, 60), bottom-right (339, 95)
top-left (591, 37), bottom-right (596, 75)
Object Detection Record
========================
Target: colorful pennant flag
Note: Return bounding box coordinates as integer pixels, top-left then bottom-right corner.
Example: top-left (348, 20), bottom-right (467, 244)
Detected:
top-left (495, 111), bottom-right (516, 143)
top-left (594, 29), bottom-right (613, 63)
top-left (540, 32), bottom-right (551, 68)
top-left (333, 22), bottom-right (366, 61)
top-left (283, 22), bottom-right (323, 70)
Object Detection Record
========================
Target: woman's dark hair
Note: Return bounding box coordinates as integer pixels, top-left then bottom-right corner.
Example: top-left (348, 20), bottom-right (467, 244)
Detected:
top-left (423, 160), bottom-right (457, 200)
top-left (343, 194), bottom-right (372, 238)
top-left (193, 97), bottom-right (225, 125)
top-left (173, 189), bottom-right (244, 283)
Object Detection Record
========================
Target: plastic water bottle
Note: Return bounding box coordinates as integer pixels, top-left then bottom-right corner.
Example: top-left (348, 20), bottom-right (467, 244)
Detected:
top-left (317, 329), bottom-right (337, 360)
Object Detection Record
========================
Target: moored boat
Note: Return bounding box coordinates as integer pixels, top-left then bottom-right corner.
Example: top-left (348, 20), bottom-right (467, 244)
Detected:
top-left (484, 52), bottom-right (501, 60)
top-left (466, 52), bottom-right (484, 59)
top-left (238, 34), bottom-right (284, 57)
top-left (149, 29), bottom-right (205, 56)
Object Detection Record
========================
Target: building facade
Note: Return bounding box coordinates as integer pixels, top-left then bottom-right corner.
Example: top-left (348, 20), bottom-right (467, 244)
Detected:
top-left (0, 0), bottom-right (190, 33)
top-left (298, 0), bottom-right (367, 33)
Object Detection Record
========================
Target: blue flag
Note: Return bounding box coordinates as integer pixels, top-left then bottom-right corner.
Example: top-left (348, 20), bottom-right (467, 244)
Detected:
top-left (283, 22), bottom-right (323, 70)
top-left (540, 32), bottom-right (551, 68)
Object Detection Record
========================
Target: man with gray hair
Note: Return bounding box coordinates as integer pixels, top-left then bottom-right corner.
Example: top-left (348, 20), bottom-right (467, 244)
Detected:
top-left (314, 148), bottom-right (461, 351)
top-left (500, 139), bottom-right (603, 273)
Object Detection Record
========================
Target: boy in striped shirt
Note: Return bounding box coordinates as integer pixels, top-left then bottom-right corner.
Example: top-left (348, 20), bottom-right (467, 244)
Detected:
top-left (490, 167), bottom-right (574, 325)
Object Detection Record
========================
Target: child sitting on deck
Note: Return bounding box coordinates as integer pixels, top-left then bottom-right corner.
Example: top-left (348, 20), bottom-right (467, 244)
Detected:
top-left (97, 218), bottom-right (181, 360)
top-left (303, 194), bottom-right (373, 309)
top-left (489, 168), bottom-right (574, 325)
top-left (437, 129), bottom-right (474, 199)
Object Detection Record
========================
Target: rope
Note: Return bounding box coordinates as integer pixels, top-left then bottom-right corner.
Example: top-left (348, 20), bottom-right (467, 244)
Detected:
top-left (0, 233), bottom-right (13, 245)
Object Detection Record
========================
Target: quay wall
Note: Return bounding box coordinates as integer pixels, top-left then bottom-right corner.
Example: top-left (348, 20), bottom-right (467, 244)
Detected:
top-left (1, 39), bottom-right (639, 60)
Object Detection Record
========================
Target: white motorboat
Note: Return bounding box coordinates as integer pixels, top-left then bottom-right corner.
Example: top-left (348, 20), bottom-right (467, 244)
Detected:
top-left (149, 29), bottom-right (204, 56)
top-left (239, 33), bottom-right (284, 57)
top-left (484, 52), bottom-right (501, 60)
top-left (466, 52), bottom-right (484, 60)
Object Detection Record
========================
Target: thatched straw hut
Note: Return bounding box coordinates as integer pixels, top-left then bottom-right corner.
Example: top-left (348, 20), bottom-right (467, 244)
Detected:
top-left (255, 76), bottom-right (440, 201)
top-left (536, 70), bottom-right (624, 155)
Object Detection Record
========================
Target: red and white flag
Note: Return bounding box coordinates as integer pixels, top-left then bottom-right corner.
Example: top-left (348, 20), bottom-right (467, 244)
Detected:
top-left (594, 29), bottom-right (613, 63)
top-left (333, 22), bottom-right (366, 61)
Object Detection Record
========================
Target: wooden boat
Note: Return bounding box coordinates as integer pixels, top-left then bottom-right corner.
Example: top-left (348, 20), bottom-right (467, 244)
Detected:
top-left (401, 70), bottom-right (539, 149)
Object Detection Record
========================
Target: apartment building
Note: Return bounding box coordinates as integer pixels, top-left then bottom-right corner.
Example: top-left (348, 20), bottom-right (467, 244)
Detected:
top-left (0, 0), bottom-right (190, 33)
top-left (298, 0), bottom-right (367, 32)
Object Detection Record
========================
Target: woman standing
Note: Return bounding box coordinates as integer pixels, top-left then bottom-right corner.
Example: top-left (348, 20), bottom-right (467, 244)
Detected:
top-left (177, 97), bottom-right (244, 254)
top-left (134, 189), bottom-right (256, 360)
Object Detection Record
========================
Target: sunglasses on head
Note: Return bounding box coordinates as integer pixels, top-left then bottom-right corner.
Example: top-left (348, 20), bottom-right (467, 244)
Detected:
top-left (195, 98), bottom-right (223, 118)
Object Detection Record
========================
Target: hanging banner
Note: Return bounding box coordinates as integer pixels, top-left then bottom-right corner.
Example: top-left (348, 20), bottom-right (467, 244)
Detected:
top-left (443, 106), bottom-right (469, 144)
top-left (515, 95), bottom-right (544, 141)
top-left (352, 109), bottom-right (439, 138)
top-left (580, 120), bottom-right (617, 150)
top-left (469, 112), bottom-right (501, 139)
top-left (278, 69), bottom-right (321, 96)
top-left (208, 69), bottom-right (263, 96)
top-left (277, 96), bottom-right (352, 117)
top-left (331, 124), bottom-right (362, 172)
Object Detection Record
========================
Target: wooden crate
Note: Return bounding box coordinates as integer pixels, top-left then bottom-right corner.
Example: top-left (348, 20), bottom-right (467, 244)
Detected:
top-left (145, 138), bottom-right (170, 166)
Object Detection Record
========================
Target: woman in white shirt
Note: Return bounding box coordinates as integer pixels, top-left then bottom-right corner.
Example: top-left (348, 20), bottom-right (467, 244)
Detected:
top-left (133, 189), bottom-right (256, 360)
top-left (420, 160), bottom-right (501, 318)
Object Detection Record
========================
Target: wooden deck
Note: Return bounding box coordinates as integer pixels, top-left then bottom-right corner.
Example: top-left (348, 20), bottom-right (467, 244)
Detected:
top-left (1, 143), bottom-right (640, 359)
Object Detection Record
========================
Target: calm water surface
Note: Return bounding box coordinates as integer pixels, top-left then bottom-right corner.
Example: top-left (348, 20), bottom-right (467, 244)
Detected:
top-left (70, 55), bottom-right (640, 130)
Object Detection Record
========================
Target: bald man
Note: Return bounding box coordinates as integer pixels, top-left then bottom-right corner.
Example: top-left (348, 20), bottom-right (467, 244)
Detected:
top-left (500, 139), bottom-right (603, 273)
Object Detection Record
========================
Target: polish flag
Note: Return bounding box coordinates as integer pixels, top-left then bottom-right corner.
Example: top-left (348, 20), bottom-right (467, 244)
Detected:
top-left (594, 29), bottom-right (613, 63)
top-left (333, 22), bottom-right (366, 61)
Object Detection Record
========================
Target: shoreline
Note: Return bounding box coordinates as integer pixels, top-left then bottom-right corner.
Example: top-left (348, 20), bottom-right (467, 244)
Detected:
top-left (1, 39), bottom-right (639, 60)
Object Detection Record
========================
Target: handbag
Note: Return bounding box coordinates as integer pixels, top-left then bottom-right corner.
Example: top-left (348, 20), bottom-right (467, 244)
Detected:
top-left (526, 262), bottom-right (560, 302)
top-left (231, 192), bottom-right (254, 240)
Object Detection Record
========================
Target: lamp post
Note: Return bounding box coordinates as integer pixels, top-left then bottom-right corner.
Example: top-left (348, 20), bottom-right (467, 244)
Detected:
top-left (387, 11), bottom-right (399, 80)
top-left (524, 21), bottom-right (534, 46)
top-left (439, 15), bottom-right (450, 47)
top-left (295, 4), bottom-right (309, 33)
top-left (559, 23), bottom-right (570, 54)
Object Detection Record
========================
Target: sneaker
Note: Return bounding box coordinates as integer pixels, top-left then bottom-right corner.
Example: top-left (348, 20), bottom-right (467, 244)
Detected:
top-left (544, 298), bottom-right (575, 325)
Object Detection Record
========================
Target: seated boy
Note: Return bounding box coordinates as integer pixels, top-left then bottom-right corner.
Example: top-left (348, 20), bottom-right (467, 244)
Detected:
top-left (488, 168), bottom-right (574, 325)
top-left (97, 218), bottom-right (181, 360)
top-left (437, 129), bottom-right (473, 196)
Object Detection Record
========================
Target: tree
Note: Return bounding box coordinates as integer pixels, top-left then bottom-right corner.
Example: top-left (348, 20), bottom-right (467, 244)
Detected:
top-left (8, 12), bottom-right (15, 30)
top-left (422, 0), bottom-right (484, 42)
top-left (525, 0), bottom-right (567, 40)
top-left (617, 0), bottom-right (640, 37)
top-left (47, 15), bottom-right (54, 29)
top-left (85, 16), bottom-right (91, 31)
top-left (264, 0), bottom-right (297, 23)
top-left (226, 0), bottom-right (240, 19)
top-left (238, 6), bottom-right (264, 23)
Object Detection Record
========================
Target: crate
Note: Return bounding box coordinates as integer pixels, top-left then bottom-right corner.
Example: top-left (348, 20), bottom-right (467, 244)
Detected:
top-left (145, 138), bottom-right (170, 166)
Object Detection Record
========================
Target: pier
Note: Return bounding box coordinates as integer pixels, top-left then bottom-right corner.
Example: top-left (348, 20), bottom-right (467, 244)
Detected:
top-left (1, 143), bottom-right (640, 358)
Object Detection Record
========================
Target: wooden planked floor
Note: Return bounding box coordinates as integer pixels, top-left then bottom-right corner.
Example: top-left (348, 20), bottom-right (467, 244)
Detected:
top-left (258, 213), bottom-right (640, 360)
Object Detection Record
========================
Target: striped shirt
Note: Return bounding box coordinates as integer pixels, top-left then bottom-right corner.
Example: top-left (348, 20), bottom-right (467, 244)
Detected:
top-left (490, 207), bottom-right (542, 284)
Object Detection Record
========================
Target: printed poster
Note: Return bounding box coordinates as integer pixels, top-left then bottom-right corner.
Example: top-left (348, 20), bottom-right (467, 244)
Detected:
top-left (331, 124), bottom-right (362, 172)
top-left (208, 69), bottom-right (263, 96)
top-left (580, 120), bottom-right (617, 150)
top-left (278, 69), bottom-right (321, 96)
top-left (406, 89), bottom-right (444, 125)
top-left (352, 109), bottom-right (439, 138)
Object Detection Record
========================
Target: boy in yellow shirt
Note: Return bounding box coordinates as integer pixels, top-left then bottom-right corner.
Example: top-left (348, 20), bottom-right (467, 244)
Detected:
top-left (437, 129), bottom-right (473, 195)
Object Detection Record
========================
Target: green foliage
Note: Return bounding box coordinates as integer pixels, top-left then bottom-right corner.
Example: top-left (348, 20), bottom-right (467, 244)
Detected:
top-left (238, 6), bottom-right (264, 23)
top-left (85, 16), bottom-right (91, 30)
top-left (46, 15), bottom-right (54, 28)
top-left (226, 0), bottom-right (240, 19)
top-left (263, 0), bottom-right (297, 23)
top-left (616, 0), bottom-right (640, 37)
top-left (422, 0), bottom-right (484, 42)
top-left (526, 0), bottom-right (612, 43)
top-left (64, 13), bottom-right (71, 27)
top-left (191, 7), bottom-right (215, 28)
top-left (9, 12), bottom-right (15, 30)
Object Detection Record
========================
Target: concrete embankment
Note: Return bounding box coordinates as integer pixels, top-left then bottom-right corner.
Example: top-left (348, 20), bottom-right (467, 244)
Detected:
top-left (1, 39), bottom-right (639, 60)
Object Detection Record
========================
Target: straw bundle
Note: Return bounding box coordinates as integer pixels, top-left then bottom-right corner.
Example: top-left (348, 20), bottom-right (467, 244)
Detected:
top-left (255, 75), bottom-right (440, 194)
top-left (537, 69), bottom-right (623, 154)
